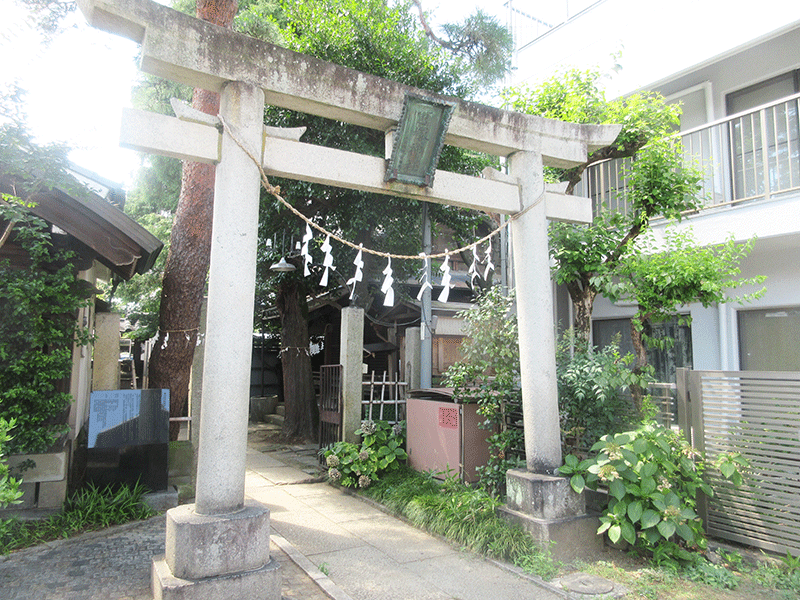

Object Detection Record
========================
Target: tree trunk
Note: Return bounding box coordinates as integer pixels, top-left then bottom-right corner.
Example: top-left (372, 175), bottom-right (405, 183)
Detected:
top-left (566, 279), bottom-right (597, 347)
top-left (148, 0), bottom-right (237, 441)
top-left (276, 279), bottom-right (317, 441)
top-left (629, 315), bottom-right (648, 411)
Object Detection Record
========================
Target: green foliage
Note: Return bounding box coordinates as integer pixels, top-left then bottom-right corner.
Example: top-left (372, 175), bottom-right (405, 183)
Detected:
top-left (0, 202), bottom-right (92, 454)
top-left (106, 210), bottom-right (172, 340)
top-left (622, 137), bottom-right (703, 225)
top-left (558, 422), bottom-right (749, 564)
top-left (282, 0), bottom-right (467, 94)
top-left (613, 228), bottom-right (767, 332)
top-left (751, 552), bottom-right (800, 598)
top-left (443, 286), bottom-right (524, 496)
top-left (502, 67), bottom-right (681, 156)
top-left (0, 418), bottom-right (23, 509)
top-left (234, 0), bottom-right (285, 42)
top-left (556, 333), bottom-right (652, 454)
top-left (362, 466), bottom-right (554, 570)
top-left (322, 420), bottom-right (407, 488)
top-left (435, 8), bottom-right (513, 88)
top-left (514, 547), bottom-right (561, 581)
top-left (0, 481), bottom-right (155, 554)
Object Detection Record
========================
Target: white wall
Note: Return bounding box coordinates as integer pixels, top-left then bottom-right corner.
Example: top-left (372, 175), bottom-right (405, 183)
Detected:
top-left (513, 0), bottom-right (800, 99)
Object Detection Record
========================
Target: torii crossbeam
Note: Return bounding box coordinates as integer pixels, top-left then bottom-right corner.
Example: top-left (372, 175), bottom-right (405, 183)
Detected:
top-left (78, 0), bottom-right (620, 596)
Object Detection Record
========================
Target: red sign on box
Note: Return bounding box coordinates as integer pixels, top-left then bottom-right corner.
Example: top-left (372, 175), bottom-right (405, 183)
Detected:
top-left (438, 406), bottom-right (459, 429)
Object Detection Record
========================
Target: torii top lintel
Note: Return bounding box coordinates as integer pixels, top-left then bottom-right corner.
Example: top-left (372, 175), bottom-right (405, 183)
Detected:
top-left (78, 0), bottom-right (620, 167)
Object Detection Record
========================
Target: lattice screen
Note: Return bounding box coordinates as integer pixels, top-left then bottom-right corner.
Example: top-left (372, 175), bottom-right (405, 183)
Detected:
top-left (684, 370), bottom-right (800, 555)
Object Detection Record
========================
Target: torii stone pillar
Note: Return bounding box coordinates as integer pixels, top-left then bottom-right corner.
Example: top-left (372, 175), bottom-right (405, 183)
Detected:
top-left (151, 82), bottom-right (282, 599)
top-left (508, 151), bottom-right (561, 472)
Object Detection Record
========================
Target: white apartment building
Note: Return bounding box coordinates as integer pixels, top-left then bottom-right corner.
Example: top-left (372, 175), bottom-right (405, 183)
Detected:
top-left (511, 0), bottom-right (800, 379)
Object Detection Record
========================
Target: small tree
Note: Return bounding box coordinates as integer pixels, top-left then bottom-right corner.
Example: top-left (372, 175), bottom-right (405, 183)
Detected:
top-left (556, 332), bottom-right (652, 455)
top-left (611, 228), bottom-right (766, 407)
top-left (503, 69), bottom-right (703, 344)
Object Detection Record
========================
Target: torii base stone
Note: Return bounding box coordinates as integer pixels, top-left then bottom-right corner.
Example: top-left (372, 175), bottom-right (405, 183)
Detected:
top-left (152, 502), bottom-right (280, 600)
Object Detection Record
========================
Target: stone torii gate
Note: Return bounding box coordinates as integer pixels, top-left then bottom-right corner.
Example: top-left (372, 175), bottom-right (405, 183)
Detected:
top-left (79, 0), bottom-right (619, 596)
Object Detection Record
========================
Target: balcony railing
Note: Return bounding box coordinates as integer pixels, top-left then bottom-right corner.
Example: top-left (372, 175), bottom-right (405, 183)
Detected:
top-left (576, 92), bottom-right (800, 218)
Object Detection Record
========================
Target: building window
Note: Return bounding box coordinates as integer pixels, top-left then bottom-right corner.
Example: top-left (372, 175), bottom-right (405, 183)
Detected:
top-left (738, 307), bottom-right (800, 371)
top-left (726, 71), bottom-right (800, 202)
top-left (592, 317), bottom-right (692, 383)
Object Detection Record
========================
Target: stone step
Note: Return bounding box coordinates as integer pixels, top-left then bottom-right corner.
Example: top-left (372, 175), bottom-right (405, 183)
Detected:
top-left (267, 413), bottom-right (284, 427)
top-left (274, 403), bottom-right (285, 417)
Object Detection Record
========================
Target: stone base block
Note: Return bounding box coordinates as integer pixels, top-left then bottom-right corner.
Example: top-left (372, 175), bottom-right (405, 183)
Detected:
top-left (152, 554), bottom-right (281, 600)
top-left (499, 505), bottom-right (603, 562)
top-left (505, 469), bottom-right (585, 520)
top-left (165, 500), bottom-right (271, 580)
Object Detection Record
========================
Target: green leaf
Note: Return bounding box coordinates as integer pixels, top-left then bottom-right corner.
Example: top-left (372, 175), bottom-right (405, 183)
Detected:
top-left (657, 519), bottom-right (676, 539)
top-left (675, 522), bottom-right (695, 543)
top-left (627, 501), bottom-right (643, 523)
top-left (640, 509), bottom-right (661, 529)
top-left (608, 524), bottom-right (622, 544)
top-left (640, 462), bottom-right (658, 478)
top-left (640, 476), bottom-right (656, 496)
top-left (719, 461), bottom-right (735, 479)
top-left (621, 448), bottom-right (638, 465)
top-left (621, 521), bottom-right (636, 546)
top-left (609, 479), bottom-right (626, 501)
top-left (570, 473), bottom-right (585, 493)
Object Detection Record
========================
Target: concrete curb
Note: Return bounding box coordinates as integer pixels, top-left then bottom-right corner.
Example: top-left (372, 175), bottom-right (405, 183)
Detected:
top-left (270, 533), bottom-right (356, 600)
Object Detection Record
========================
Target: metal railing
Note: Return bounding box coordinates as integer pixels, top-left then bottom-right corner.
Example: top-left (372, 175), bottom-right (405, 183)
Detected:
top-left (576, 92), bottom-right (800, 217)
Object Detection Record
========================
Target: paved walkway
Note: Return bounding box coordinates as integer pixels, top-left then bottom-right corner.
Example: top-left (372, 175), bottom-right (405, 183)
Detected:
top-left (0, 431), bottom-right (599, 600)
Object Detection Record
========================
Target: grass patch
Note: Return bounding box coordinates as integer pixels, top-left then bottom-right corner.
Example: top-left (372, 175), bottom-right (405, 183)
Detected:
top-left (360, 466), bottom-right (559, 579)
top-left (0, 481), bottom-right (155, 554)
top-left (580, 551), bottom-right (800, 600)
top-left (357, 466), bottom-right (800, 599)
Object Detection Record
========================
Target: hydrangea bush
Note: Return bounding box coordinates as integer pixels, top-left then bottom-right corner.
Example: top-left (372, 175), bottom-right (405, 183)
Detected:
top-left (322, 420), bottom-right (407, 489)
top-left (558, 421), bottom-right (748, 563)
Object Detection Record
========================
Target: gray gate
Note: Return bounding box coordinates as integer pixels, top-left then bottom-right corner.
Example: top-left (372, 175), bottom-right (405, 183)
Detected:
top-left (318, 364), bottom-right (343, 458)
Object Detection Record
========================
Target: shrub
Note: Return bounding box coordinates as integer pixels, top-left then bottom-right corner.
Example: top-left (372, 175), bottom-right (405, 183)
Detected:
top-left (322, 420), bottom-right (407, 488)
top-left (0, 202), bottom-right (92, 454)
top-left (557, 332), bottom-right (652, 455)
top-left (558, 421), bottom-right (748, 564)
top-left (362, 467), bottom-right (552, 569)
top-left (0, 418), bottom-right (22, 509)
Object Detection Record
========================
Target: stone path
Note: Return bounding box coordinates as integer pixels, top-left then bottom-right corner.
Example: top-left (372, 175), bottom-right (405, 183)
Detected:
top-left (0, 427), bottom-right (620, 599)
top-left (0, 515), bottom-right (330, 600)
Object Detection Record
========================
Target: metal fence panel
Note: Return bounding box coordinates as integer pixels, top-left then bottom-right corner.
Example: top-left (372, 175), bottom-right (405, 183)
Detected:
top-left (679, 369), bottom-right (800, 555)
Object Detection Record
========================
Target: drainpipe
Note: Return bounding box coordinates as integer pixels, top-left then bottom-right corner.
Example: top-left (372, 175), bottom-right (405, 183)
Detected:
top-left (718, 303), bottom-right (729, 370)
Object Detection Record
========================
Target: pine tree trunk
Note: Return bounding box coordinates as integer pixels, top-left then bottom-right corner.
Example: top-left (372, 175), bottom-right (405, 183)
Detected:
top-left (276, 279), bottom-right (317, 441)
top-left (148, 0), bottom-right (237, 441)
